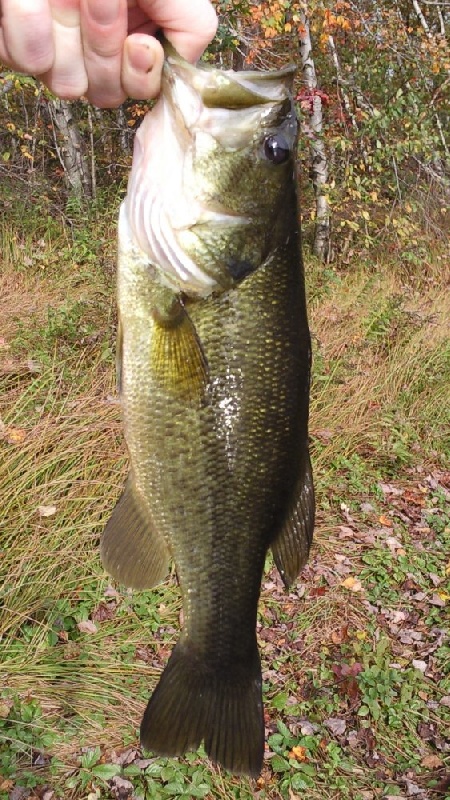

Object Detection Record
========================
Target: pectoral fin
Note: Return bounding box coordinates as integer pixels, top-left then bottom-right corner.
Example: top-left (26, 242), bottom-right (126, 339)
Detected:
top-left (101, 476), bottom-right (170, 590)
top-left (151, 292), bottom-right (209, 403)
top-left (271, 454), bottom-right (315, 588)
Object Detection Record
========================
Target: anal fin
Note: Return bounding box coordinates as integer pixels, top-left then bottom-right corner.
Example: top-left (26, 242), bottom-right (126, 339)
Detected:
top-left (271, 453), bottom-right (315, 588)
top-left (101, 477), bottom-right (170, 590)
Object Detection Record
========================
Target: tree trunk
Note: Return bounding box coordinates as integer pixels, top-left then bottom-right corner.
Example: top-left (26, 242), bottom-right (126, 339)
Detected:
top-left (50, 98), bottom-right (92, 198)
top-left (298, 10), bottom-right (331, 261)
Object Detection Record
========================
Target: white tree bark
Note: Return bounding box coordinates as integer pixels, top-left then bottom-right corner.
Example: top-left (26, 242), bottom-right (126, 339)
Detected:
top-left (298, 10), bottom-right (331, 261)
top-left (50, 99), bottom-right (92, 198)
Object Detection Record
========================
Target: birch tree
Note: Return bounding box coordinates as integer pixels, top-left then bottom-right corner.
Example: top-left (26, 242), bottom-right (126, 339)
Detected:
top-left (297, 7), bottom-right (332, 261)
top-left (49, 99), bottom-right (93, 199)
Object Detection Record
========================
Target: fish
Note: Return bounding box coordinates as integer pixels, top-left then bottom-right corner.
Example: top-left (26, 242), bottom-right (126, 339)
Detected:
top-left (100, 43), bottom-right (315, 778)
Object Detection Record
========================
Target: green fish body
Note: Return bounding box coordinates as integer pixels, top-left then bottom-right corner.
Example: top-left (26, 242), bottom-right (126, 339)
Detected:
top-left (101, 48), bottom-right (314, 777)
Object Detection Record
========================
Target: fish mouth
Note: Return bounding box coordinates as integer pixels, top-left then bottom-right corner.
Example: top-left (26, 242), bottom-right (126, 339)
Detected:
top-left (163, 51), bottom-right (296, 150)
top-left (123, 49), bottom-right (296, 298)
top-left (163, 39), bottom-right (296, 110)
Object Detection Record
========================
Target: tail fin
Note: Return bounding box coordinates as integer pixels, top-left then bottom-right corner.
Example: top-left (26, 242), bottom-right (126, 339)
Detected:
top-left (140, 641), bottom-right (264, 777)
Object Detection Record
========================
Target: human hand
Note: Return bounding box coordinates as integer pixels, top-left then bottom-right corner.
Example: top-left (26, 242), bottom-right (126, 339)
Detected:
top-left (0, 0), bottom-right (218, 107)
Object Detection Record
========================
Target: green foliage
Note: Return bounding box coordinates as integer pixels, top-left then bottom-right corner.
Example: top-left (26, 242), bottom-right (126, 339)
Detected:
top-left (355, 638), bottom-right (424, 725)
top-left (0, 696), bottom-right (57, 791)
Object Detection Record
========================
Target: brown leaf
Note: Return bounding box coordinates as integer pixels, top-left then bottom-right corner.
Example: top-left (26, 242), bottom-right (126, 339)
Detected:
top-left (379, 514), bottom-right (393, 527)
top-left (308, 586), bottom-right (327, 597)
top-left (77, 620), bottom-right (98, 634)
top-left (331, 624), bottom-right (349, 644)
top-left (430, 593), bottom-right (446, 607)
top-left (4, 426), bottom-right (27, 444)
top-left (338, 525), bottom-right (355, 539)
top-left (379, 482), bottom-right (403, 496)
top-left (92, 601), bottom-right (117, 622)
top-left (324, 717), bottom-right (346, 736)
top-left (421, 754), bottom-right (443, 769)
top-left (0, 699), bottom-right (13, 718)
top-left (314, 428), bottom-right (335, 441)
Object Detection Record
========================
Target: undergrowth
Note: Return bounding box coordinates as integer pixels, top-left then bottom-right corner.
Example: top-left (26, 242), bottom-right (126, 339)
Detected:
top-left (1, 198), bottom-right (449, 800)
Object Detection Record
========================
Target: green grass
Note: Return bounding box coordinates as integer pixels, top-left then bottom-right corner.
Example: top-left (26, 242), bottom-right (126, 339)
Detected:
top-left (1, 201), bottom-right (449, 799)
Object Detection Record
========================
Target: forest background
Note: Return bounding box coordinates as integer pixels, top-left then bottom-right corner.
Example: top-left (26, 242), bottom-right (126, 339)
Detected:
top-left (0, 1), bottom-right (449, 799)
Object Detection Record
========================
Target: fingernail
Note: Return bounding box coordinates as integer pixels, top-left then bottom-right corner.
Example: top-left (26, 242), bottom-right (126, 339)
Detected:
top-left (88, 0), bottom-right (120, 25)
top-left (128, 40), bottom-right (154, 73)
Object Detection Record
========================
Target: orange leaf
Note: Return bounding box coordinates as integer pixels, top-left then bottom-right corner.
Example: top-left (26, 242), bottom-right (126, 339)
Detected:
top-left (378, 514), bottom-right (392, 527)
top-left (289, 745), bottom-right (308, 761)
top-left (5, 427), bottom-right (27, 444)
top-left (341, 576), bottom-right (363, 592)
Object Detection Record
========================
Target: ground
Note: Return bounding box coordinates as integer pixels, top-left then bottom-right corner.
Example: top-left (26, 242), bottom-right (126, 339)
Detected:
top-left (0, 195), bottom-right (449, 799)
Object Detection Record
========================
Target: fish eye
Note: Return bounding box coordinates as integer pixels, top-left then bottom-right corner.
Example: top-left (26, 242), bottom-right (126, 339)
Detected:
top-left (263, 134), bottom-right (290, 165)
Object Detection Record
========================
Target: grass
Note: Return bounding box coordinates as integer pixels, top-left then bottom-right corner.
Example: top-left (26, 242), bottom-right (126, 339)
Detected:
top-left (1, 197), bottom-right (449, 800)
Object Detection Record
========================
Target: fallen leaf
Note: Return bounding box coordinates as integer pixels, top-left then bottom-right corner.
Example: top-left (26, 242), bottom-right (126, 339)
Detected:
top-left (289, 745), bottom-right (308, 761)
top-left (403, 778), bottom-right (422, 796)
top-left (420, 754), bottom-right (443, 769)
top-left (412, 660), bottom-right (427, 673)
top-left (331, 624), bottom-right (349, 644)
top-left (0, 700), bottom-right (13, 718)
top-left (111, 775), bottom-right (134, 794)
top-left (403, 490), bottom-right (426, 506)
top-left (379, 514), bottom-right (393, 527)
top-left (324, 717), bottom-right (346, 736)
top-left (379, 482), bottom-right (403, 496)
top-left (299, 720), bottom-right (318, 735)
top-left (92, 601), bottom-right (117, 622)
top-left (77, 620), bottom-right (98, 634)
top-left (386, 535), bottom-right (404, 554)
top-left (338, 525), bottom-right (355, 539)
top-left (430, 593), bottom-right (446, 607)
top-left (5, 426), bottom-right (27, 444)
top-left (341, 576), bottom-right (363, 592)
top-left (314, 428), bottom-right (335, 441)
top-left (104, 585), bottom-right (121, 598)
top-left (38, 505), bottom-right (57, 517)
top-left (308, 586), bottom-right (327, 597)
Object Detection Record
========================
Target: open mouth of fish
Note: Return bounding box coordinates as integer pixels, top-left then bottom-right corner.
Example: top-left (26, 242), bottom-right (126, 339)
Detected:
top-left (122, 51), bottom-right (297, 297)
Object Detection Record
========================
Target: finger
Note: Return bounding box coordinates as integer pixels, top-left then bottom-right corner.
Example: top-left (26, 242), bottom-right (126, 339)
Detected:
top-left (80, 0), bottom-right (128, 108)
top-left (40, 0), bottom-right (88, 100)
top-left (121, 33), bottom-right (163, 100)
top-left (137, 0), bottom-right (218, 62)
top-left (0, 0), bottom-right (54, 73)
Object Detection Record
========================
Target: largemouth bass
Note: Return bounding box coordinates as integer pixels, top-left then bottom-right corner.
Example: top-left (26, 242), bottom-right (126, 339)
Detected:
top-left (101, 45), bottom-right (315, 777)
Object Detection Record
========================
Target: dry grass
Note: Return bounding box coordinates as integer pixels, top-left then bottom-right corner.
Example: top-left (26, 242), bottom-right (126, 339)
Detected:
top-left (308, 260), bottom-right (450, 483)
